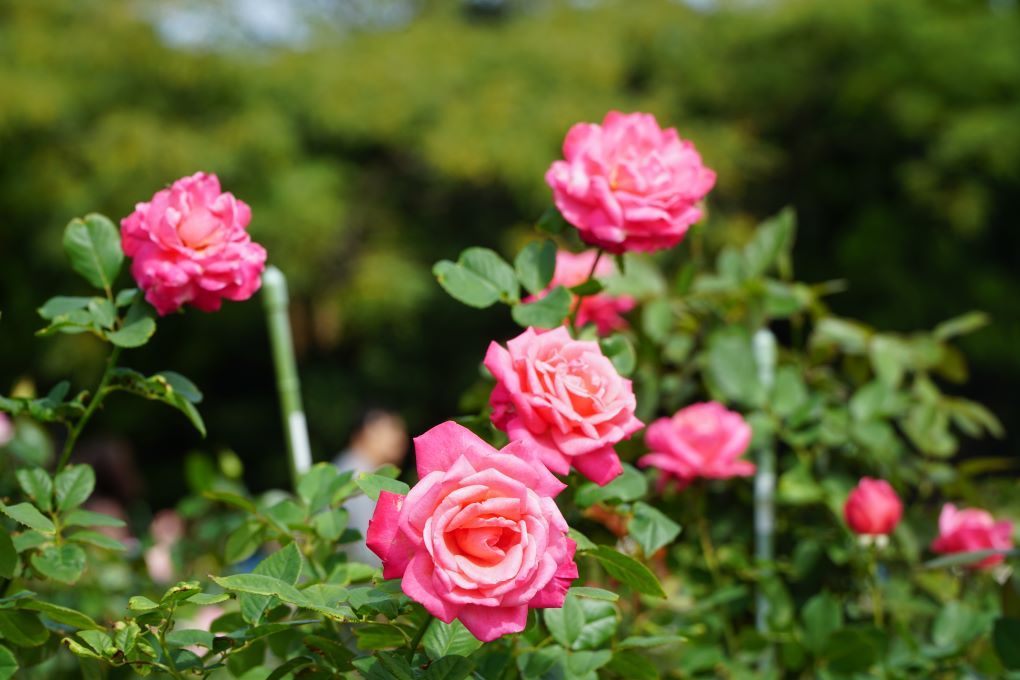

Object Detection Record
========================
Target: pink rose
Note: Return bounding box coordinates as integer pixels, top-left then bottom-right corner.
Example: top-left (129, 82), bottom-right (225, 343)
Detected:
top-left (545, 111), bottom-right (716, 253)
top-left (843, 478), bottom-right (903, 536)
top-left (121, 172), bottom-right (267, 315)
top-left (484, 327), bottom-right (643, 486)
top-left (366, 421), bottom-right (577, 642)
top-left (638, 402), bottom-right (754, 489)
top-left (0, 414), bottom-right (12, 447)
top-left (930, 503), bottom-right (1014, 569)
top-left (527, 250), bottom-right (635, 335)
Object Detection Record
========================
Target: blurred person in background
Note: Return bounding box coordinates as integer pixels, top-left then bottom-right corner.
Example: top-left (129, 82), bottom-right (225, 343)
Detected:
top-left (333, 409), bottom-right (408, 566)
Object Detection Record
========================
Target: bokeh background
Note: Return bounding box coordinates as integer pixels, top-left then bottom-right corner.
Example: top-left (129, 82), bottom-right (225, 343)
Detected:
top-left (2, 0), bottom-right (1018, 506)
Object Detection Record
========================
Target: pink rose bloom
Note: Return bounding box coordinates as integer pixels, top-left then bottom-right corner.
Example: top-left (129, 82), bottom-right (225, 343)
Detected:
top-left (121, 172), bottom-right (267, 315)
top-left (527, 250), bottom-right (635, 335)
top-left (843, 478), bottom-right (903, 536)
top-left (0, 414), bottom-right (12, 447)
top-left (638, 402), bottom-right (754, 489)
top-left (484, 327), bottom-right (643, 486)
top-left (366, 421), bottom-right (577, 642)
top-left (545, 111), bottom-right (716, 253)
top-left (930, 503), bottom-right (1014, 569)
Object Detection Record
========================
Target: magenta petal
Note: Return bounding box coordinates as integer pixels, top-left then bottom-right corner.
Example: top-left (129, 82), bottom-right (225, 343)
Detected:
top-left (402, 552), bottom-right (459, 623)
top-left (457, 604), bottom-right (529, 642)
top-left (572, 446), bottom-right (623, 486)
top-left (413, 421), bottom-right (496, 478)
top-left (366, 491), bottom-right (404, 565)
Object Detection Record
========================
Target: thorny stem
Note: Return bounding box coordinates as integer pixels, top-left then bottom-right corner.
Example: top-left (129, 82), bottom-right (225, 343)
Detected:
top-left (56, 345), bottom-right (122, 472)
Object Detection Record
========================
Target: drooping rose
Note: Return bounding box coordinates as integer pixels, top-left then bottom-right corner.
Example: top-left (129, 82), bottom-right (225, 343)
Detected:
top-left (484, 327), bottom-right (643, 486)
top-left (527, 250), bottom-right (635, 335)
top-left (545, 111), bottom-right (716, 253)
top-left (844, 478), bottom-right (903, 536)
top-left (121, 172), bottom-right (267, 315)
top-left (638, 402), bottom-right (753, 489)
top-left (366, 421), bottom-right (577, 642)
top-left (930, 503), bottom-right (1014, 569)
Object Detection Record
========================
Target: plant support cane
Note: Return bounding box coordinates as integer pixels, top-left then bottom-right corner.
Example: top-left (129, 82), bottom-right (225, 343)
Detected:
top-left (262, 266), bottom-right (312, 486)
top-left (752, 329), bottom-right (777, 636)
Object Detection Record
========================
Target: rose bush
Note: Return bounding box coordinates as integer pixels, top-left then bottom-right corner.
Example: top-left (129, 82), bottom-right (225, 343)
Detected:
top-left (0, 109), bottom-right (1017, 679)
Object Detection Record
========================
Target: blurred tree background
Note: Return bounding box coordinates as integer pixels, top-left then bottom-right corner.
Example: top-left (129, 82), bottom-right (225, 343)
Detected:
top-left (2, 0), bottom-right (1018, 506)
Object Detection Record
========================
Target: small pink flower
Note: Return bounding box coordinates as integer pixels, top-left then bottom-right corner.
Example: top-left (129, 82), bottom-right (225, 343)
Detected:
top-left (527, 250), bottom-right (635, 335)
top-left (931, 503), bottom-right (1014, 569)
top-left (545, 111), bottom-right (716, 253)
top-left (844, 478), bottom-right (902, 536)
top-left (366, 421), bottom-right (577, 642)
top-left (638, 402), bottom-right (753, 489)
top-left (121, 172), bottom-right (267, 315)
top-left (0, 414), bottom-right (13, 447)
top-left (484, 327), bottom-right (643, 486)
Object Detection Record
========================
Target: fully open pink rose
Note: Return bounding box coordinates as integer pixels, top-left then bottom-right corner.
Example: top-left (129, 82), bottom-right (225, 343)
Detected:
top-left (366, 421), bottom-right (577, 642)
top-left (930, 503), bottom-right (1014, 569)
top-left (638, 402), bottom-right (753, 489)
top-left (527, 250), bottom-right (635, 335)
top-left (844, 478), bottom-right (903, 536)
top-left (545, 111), bottom-right (716, 253)
top-left (121, 172), bottom-right (267, 315)
top-left (484, 327), bottom-right (643, 486)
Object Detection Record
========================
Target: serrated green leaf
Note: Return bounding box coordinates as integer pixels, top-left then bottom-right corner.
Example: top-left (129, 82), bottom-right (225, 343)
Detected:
top-left (63, 214), bottom-right (123, 292)
top-left (15, 469), bottom-right (53, 512)
top-left (19, 600), bottom-right (102, 630)
top-left (241, 543), bottom-right (303, 625)
top-left (30, 545), bottom-right (86, 585)
top-left (423, 619), bottom-right (482, 661)
top-left (106, 316), bottom-right (156, 348)
top-left (511, 285), bottom-right (572, 329)
top-left (515, 240), bottom-right (557, 295)
top-left (63, 509), bottom-right (126, 529)
top-left (0, 643), bottom-right (17, 680)
top-left (586, 546), bottom-right (665, 598)
top-left (629, 502), bottom-right (681, 556)
top-left (355, 473), bottom-right (409, 502)
top-left (55, 465), bottom-right (95, 512)
top-left (0, 503), bottom-right (55, 533)
top-left (67, 530), bottom-right (125, 552)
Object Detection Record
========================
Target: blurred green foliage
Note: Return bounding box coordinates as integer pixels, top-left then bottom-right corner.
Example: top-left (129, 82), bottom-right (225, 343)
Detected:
top-left (2, 0), bottom-right (1018, 499)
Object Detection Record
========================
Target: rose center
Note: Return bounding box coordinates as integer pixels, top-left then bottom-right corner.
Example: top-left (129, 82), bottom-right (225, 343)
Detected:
top-left (177, 208), bottom-right (223, 250)
top-left (450, 523), bottom-right (519, 566)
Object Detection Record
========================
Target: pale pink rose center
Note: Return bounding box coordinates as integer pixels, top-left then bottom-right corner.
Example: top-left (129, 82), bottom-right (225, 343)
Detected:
top-left (176, 208), bottom-right (223, 250)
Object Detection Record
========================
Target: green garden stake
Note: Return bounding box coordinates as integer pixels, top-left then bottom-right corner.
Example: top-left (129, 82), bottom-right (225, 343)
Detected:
top-left (262, 265), bottom-right (312, 486)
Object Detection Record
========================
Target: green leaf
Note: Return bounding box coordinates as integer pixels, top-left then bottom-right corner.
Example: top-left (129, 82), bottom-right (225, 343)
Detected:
top-left (433, 260), bottom-right (501, 309)
top-left (127, 596), bottom-right (160, 611)
top-left (586, 546), bottom-right (665, 598)
top-left (211, 574), bottom-right (306, 603)
top-left (599, 334), bottom-right (636, 376)
top-left (536, 206), bottom-right (569, 235)
top-left (705, 326), bottom-right (765, 407)
top-left (225, 522), bottom-right (263, 564)
top-left (0, 610), bottom-right (48, 647)
top-left (570, 279), bottom-right (603, 296)
top-left (0, 644), bottom-right (17, 680)
top-left (514, 239), bottom-right (557, 295)
top-left (18, 600), bottom-right (102, 630)
top-left (55, 465), bottom-right (95, 511)
top-left (189, 593), bottom-right (231, 605)
top-left (115, 288), bottom-right (139, 307)
top-left (298, 463), bottom-right (341, 513)
top-left (618, 635), bottom-right (685, 649)
top-left (157, 371), bottom-right (203, 403)
top-left (606, 650), bottom-right (658, 680)
top-left (241, 543), bottom-right (303, 625)
top-left (355, 473), bottom-right (409, 502)
top-left (565, 649), bottom-right (613, 677)
top-left (544, 593), bottom-right (618, 651)
top-left (106, 316), bottom-right (156, 348)
top-left (812, 317), bottom-right (873, 355)
top-left (569, 587), bottom-right (619, 602)
top-left (108, 368), bottom-right (205, 436)
top-left (0, 533), bottom-right (15, 579)
top-left (933, 311), bottom-right (990, 341)
top-left (165, 629), bottom-right (215, 649)
top-left (932, 601), bottom-right (990, 651)
top-left (30, 545), bottom-right (86, 585)
top-left (15, 469), bottom-right (52, 512)
top-left (423, 619), bottom-right (483, 661)
top-left (458, 248), bottom-right (520, 304)
top-left (304, 634), bottom-right (355, 671)
top-left (575, 463), bottom-right (647, 507)
top-left (801, 592), bottom-right (843, 654)
top-left (63, 509), bottom-right (127, 529)
top-left (743, 207), bottom-right (795, 279)
top-left (993, 617), bottom-right (1020, 670)
top-left (629, 502), bottom-right (681, 556)
top-left (424, 655), bottom-right (475, 680)
top-left (62, 214), bottom-right (123, 292)
top-left (265, 657), bottom-right (314, 680)
top-left (37, 297), bottom-right (92, 321)
top-left (824, 626), bottom-right (883, 674)
top-left (0, 503), bottom-right (55, 533)
top-left (87, 298), bottom-right (116, 330)
top-left (641, 299), bottom-right (673, 344)
top-left (113, 620), bottom-right (140, 653)
top-left (353, 623), bottom-right (406, 651)
top-left (67, 530), bottom-right (126, 551)
top-left (511, 285), bottom-right (572, 329)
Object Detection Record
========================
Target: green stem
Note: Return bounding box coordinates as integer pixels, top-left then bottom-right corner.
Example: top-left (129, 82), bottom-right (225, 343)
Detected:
top-left (868, 548), bottom-right (885, 627)
top-left (406, 613), bottom-right (432, 662)
top-left (566, 248), bottom-right (604, 333)
top-left (56, 345), bottom-right (122, 472)
top-left (695, 485), bottom-right (737, 654)
top-left (157, 604), bottom-right (186, 680)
